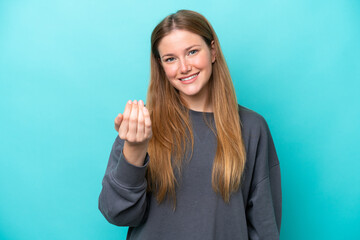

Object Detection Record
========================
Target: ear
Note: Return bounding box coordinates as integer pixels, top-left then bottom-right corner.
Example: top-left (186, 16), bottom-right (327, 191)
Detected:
top-left (210, 40), bottom-right (216, 63)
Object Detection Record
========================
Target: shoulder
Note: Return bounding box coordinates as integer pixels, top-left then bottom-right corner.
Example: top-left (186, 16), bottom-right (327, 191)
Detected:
top-left (237, 104), bottom-right (269, 134)
top-left (237, 104), bottom-right (280, 181)
top-left (237, 104), bottom-right (279, 165)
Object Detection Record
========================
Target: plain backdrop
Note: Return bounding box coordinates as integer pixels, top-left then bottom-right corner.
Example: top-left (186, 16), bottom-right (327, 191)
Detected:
top-left (1, 0), bottom-right (359, 239)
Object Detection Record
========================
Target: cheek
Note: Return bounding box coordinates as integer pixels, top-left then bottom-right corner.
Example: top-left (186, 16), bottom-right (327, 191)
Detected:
top-left (193, 53), bottom-right (212, 69)
top-left (163, 65), bottom-right (178, 79)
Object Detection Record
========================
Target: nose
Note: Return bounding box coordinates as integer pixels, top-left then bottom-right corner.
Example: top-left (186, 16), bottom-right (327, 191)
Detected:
top-left (179, 58), bottom-right (191, 73)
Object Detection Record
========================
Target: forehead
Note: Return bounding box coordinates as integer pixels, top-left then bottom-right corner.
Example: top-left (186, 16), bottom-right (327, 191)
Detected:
top-left (158, 29), bottom-right (206, 54)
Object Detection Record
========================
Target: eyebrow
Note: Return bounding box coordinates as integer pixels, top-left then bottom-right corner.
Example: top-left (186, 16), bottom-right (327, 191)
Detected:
top-left (160, 44), bottom-right (201, 59)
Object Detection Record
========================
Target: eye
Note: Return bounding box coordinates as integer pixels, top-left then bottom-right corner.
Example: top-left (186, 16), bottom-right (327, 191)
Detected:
top-left (189, 49), bottom-right (198, 55)
top-left (164, 57), bottom-right (175, 62)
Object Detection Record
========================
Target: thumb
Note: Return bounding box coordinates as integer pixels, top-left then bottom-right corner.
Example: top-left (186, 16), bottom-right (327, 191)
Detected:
top-left (114, 113), bottom-right (123, 132)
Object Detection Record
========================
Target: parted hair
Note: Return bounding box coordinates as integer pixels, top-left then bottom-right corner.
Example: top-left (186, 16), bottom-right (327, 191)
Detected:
top-left (146, 9), bottom-right (246, 205)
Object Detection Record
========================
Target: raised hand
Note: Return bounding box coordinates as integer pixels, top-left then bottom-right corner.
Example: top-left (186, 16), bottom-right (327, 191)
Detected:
top-left (115, 100), bottom-right (152, 166)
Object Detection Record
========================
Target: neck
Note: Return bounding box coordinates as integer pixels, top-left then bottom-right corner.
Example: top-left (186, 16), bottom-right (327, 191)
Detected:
top-left (180, 92), bottom-right (213, 113)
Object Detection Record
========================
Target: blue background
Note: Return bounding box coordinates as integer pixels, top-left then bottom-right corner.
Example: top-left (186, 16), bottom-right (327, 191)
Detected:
top-left (1, 0), bottom-right (359, 239)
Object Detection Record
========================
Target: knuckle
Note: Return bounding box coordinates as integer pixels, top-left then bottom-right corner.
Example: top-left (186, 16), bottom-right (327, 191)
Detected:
top-left (127, 135), bottom-right (135, 142)
top-left (129, 118), bottom-right (137, 124)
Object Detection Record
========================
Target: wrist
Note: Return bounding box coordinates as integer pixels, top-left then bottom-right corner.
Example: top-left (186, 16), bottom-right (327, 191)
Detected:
top-left (123, 141), bottom-right (149, 167)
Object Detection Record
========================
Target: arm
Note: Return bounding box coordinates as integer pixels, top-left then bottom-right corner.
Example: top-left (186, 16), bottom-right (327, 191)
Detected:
top-left (98, 136), bottom-right (149, 226)
top-left (246, 117), bottom-right (282, 240)
top-left (98, 100), bottom-right (152, 226)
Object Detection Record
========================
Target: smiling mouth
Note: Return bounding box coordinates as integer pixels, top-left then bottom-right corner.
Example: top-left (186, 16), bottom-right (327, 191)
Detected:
top-left (179, 72), bottom-right (199, 81)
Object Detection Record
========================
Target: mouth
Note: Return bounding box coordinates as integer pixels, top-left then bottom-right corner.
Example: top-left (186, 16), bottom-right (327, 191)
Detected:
top-left (179, 72), bottom-right (199, 81)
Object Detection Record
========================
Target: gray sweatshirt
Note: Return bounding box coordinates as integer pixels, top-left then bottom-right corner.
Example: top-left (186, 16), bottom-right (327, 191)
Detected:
top-left (98, 105), bottom-right (281, 239)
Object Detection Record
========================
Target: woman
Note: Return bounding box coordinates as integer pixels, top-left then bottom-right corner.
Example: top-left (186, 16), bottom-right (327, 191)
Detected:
top-left (99, 9), bottom-right (281, 240)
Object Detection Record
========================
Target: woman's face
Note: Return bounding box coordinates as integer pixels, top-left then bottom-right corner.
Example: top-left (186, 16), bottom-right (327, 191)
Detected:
top-left (157, 29), bottom-right (216, 106)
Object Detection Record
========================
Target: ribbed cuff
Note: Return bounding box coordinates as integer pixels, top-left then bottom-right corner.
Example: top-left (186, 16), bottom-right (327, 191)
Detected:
top-left (112, 148), bottom-right (149, 187)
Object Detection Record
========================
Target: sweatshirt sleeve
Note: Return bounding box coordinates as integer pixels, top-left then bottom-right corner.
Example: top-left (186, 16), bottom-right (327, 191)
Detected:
top-left (246, 117), bottom-right (282, 240)
top-left (98, 136), bottom-right (150, 227)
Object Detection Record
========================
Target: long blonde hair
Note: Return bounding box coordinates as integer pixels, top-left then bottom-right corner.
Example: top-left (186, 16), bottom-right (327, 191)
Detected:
top-left (146, 9), bottom-right (246, 205)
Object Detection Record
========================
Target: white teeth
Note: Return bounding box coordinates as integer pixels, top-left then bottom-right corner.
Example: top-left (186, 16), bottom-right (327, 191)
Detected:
top-left (180, 73), bottom-right (198, 81)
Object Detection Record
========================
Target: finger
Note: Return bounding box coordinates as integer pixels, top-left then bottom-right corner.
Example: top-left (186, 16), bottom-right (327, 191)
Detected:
top-left (114, 113), bottom-right (123, 131)
top-left (143, 106), bottom-right (152, 138)
top-left (127, 100), bottom-right (139, 142)
top-left (136, 100), bottom-right (145, 141)
top-left (119, 100), bottom-right (132, 139)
